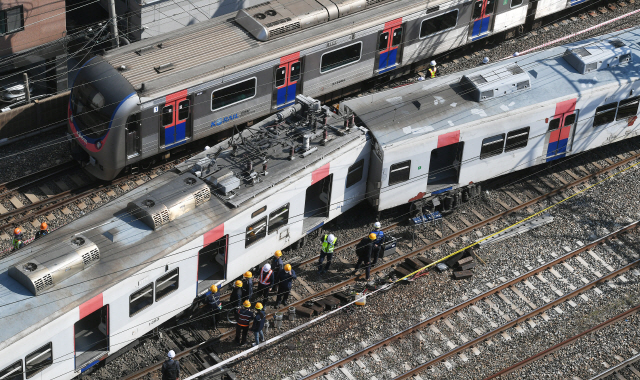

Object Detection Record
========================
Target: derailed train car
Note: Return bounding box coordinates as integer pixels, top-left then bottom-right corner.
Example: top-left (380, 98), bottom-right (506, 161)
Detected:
top-left (2, 28), bottom-right (640, 380)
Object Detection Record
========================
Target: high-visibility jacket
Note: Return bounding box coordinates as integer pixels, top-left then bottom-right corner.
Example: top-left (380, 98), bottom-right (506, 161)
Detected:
top-left (237, 308), bottom-right (254, 327)
top-left (258, 269), bottom-right (273, 286)
top-left (12, 238), bottom-right (23, 250)
top-left (321, 234), bottom-right (337, 253)
top-left (428, 67), bottom-right (437, 78)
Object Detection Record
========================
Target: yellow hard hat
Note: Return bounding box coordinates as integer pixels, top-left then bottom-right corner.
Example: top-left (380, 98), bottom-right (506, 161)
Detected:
top-left (255, 302), bottom-right (263, 310)
top-left (235, 280), bottom-right (243, 287)
top-left (243, 271), bottom-right (253, 278)
top-left (284, 264), bottom-right (292, 271)
top-left (209, 285), bottom-right (218, 293)
top-left (243, 300), bottom-right (251, 308)
top-left (274, 250), bottom-right (282, 257)
top-left (369, 233), bottom-right (377, 240)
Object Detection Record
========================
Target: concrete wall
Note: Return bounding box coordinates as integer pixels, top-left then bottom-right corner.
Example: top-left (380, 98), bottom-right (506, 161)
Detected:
top-left (0, 91), bottom-right (68, 139)
top-left (0, 0), bottom-right (66, 55)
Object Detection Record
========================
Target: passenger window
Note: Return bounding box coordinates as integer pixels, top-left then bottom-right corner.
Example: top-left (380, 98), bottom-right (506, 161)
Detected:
top-left (155, 268), bottom-right (179, 301)
top-left (0, 360), bottom-right (23, 380)
top-left (346, 159), bottom-right (364, 188)
top-left (162, 105), bottom-right (173, 126)
top-left (275, 67), bottom-right (286, 87)
top-left (129, 283), bottom-right (153, 316)
top-left (472, 1), bottom-right (483, 18)
top-left (268, 204), bottom-right (289, 234)
top-left (246, 216), bottom-right (267, 247)
top-left (505, 127), bottom-right (529, 152)
top-left (389, 160), bottom-right (411, 185)
top-left (480, 134), bottom-right (505, 159)
top-left (564, 113), bottom-right (576, 126)
top-left (484, 0), bottom-right (495, 15)
top-left (211, 78), bottom-right (257, 111)
top-left (177, 100), bottom-right (189, 121)
top-left (511, 0), bottom-right (523, 6)
top-left (392, 28), bottom-right (403, 46)
top-left (320, 42), bottom-right (362, 73)
top-left (593, 102), bottom-right (617, 127)
top-left (548, 118), bottom-right (560, 131)
top-left (616, 96), bottom-right (640, 120)
top-left (290, 62), bottom-right (301, 83)
top-left (25, 343), bottom-right (52, 379)
top-left (420, 10), bottom-right (459, 38)
top-left (378, 32), bottom-right (389, 51)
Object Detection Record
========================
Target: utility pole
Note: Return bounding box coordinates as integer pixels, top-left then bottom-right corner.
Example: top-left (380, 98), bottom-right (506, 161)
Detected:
top-left (108, 0), bottom-right (120, 49)
top-left (23, 73), bottom-right (30, 104)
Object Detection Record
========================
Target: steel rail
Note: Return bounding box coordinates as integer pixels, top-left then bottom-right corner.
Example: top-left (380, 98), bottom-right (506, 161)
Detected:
top-left (483, 305), bottom-right (640, 380)
top-left (121, 150), bottom-right (640, 380)
top-left (302, 221), bottom-right (639, 380)
top-left (0, 161), bottom-right (77, 193)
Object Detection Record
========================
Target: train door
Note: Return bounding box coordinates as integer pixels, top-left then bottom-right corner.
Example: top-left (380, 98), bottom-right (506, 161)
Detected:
top-left (376, 19), bottom-right (403, 74)
top-left (74, 304), bottom-right (109, 371)
top-left (273, 52), bottom-right (302, 110)
top-left (470, 0), bottom-right (495, 41)
top-left (545, 111), bottom-right (577, 162)
top-left (197, 234), bottom-right (228, 294)
top-left (125, 112), bottom-right (141, 158)
top-left (161, 90), bottom-right (192, 149)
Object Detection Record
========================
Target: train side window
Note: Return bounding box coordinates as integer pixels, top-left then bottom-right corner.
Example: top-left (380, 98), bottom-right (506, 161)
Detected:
top-left (290, 62), bottom-right (301, 82)
top-left (0, 360), bottom-right (23, 380)
top-left (268, 204), bottom-right (289, 234)
top-left (246, 216), bottom-right (267, 246)
top-left (275, 67), bottom-right (286, 87)
top-left (346, 159), bottom-right (364, 188)
top-left (484, 0), bottom-right (495, 15)
top-left (177, 100), bottom-right (189, 121)
top-left (616, 96), bottom-right (640, 120)
top-left (420, 10), bottom-right (459, 38)
top-left (505, 127), bottom-right (529, 152)
top-left (389, 160), bottom-right (411, 185)
top-left (162, 105), bottom-right (173, 126)
top-left (129, 283), bottom-right (153, 316)
top-left (320, 42), bottom-right (362, 73)
top-left (593, 102), bottom-right (618, 127)
top-left (548, 118), bottom-right (560, 131)
top-left (511, 0), bottom-right (523, 7)
top-left (378, 32), bottom-right (389, 51)
top-left (155, 268), bottom-right (179, 301)
top-left (25, 343), bottom-right (52, 379)
top-left (480, 134), bottom-right (505, 159)
top-left (392, 28), bottom-right (403, 46)
top-left (211, 77), bottom-right (257, 111)
top-left (251, 206), bottom-right (267, 218)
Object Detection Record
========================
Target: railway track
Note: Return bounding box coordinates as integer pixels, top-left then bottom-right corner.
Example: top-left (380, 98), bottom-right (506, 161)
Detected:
top-left (116, 136), bottom-right (640, 380)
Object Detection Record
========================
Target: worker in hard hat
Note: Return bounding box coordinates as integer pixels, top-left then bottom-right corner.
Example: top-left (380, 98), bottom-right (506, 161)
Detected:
top-left (428, 60), bottom-right (440, 79)
top-left (230, 280), bottom-right (244, 308)
top-left (370, 222), bottom-right (385, 267)
top-left (235, 300), bottom-right (254, 345)
top-left (242, 271), bottom-right (254, 302)
top-left (353, 233), bottom-right (376, 281)
top-left (34, 222), bottom-right (49, 240)
top-left (12, 228), bottom-right (24, 250)
top-left (318, 233), bottom-right (337, 274)
top-left (250, 302), bottom-right (266, 346)
top-left (271, 250), bottom-right (284, 281)
top-left (161, 350), bottom-right (180, 380)
top-left (275, 264), bottom-right (297, 307)
top-left (203, 284), bottom-right (222, 328)
top-left (257, 263), bottom-right (274, 306)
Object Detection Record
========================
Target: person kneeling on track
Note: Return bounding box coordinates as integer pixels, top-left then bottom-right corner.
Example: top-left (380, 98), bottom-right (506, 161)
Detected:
top-left (275, 264), bottom-right (297, 307)
top-left (35, 222), bottom-right (49, 240)
top-left (12, 228), bottom-right (24, 251)
top-left (251, 302), bottom-right (266, 346)
top-left (318, 233), bottom-right (337, 274)
top-left (353, 233), bottom-right (376, 281)
top-left (235, 300), bottom-right (254, 345)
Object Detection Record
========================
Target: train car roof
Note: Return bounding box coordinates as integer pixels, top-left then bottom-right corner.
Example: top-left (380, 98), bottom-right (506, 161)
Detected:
top-left (343, 27), bottom-right (640, 148)
top-left (0, 101), bottom-right (363, 349)
top-left (101, 0), bottom-right (458, 100)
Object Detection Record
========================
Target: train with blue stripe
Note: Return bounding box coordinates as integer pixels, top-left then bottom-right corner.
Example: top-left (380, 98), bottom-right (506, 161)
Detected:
top-left (68, 0), bottom-right (604, 181)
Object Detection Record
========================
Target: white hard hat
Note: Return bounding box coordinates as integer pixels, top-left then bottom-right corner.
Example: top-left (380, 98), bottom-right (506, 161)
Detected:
top-left (168, 350), bottom-right (175, 358)
top-left (263, 263), bottom-right (271, 271)
top-left (430, 60), bottom-right (436, 66)
top-left (482, 57), bottom-right (489, 64)
top-left (374, 222), bottom-right (381, 229)
top-left (328, 234), bottom-right (336, 243)
top-left (513, 52), bottom-right (520, 57)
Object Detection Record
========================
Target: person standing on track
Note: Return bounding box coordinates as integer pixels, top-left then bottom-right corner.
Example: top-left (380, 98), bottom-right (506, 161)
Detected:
top-left (275, 264), bottom-right (297, 307)
top-left (202, 284), bottom-right (222, 328)
top-left (271, 250), bottom-right (284, 282)
top-left (235, 300), bottom-right (254, 345)
top-left (353, 233), bottom-right (376, 281)
top-left (242, 271), bottom-right (253, 302)
top-left (34, 223), bottom-right (49, 240)
top-left (370, 222), bottom-right (384, 267)
top-left (250, 302), bottom-right (266, 346)
top-left (318, 233), bottom-right (337, 274)
top-left (161, 350), bottom-right (180, 380)
top-left (256, 263), bottom-right (274, 306)
top-left (230, 280), bottom-right (244, 309)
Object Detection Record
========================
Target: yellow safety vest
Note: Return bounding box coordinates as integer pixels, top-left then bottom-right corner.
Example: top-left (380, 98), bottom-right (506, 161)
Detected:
top-left (428, 67), bottom-right (437, 78)
top-left (322, 234), bottom-right (337, 253)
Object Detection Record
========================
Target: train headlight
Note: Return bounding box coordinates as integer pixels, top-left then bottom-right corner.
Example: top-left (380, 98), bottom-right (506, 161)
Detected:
top-left (96, 141), bottom-right (102, 149)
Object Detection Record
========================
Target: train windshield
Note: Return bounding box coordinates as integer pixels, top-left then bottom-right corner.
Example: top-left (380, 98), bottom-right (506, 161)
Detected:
top-left (70, 78), bottom-right (111, 138)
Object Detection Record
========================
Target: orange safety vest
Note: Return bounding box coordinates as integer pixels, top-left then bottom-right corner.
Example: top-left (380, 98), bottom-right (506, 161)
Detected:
top-left (428, 67), bottom-right (437, 78)
top-left (259, 270), bottom-right (273, 285)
